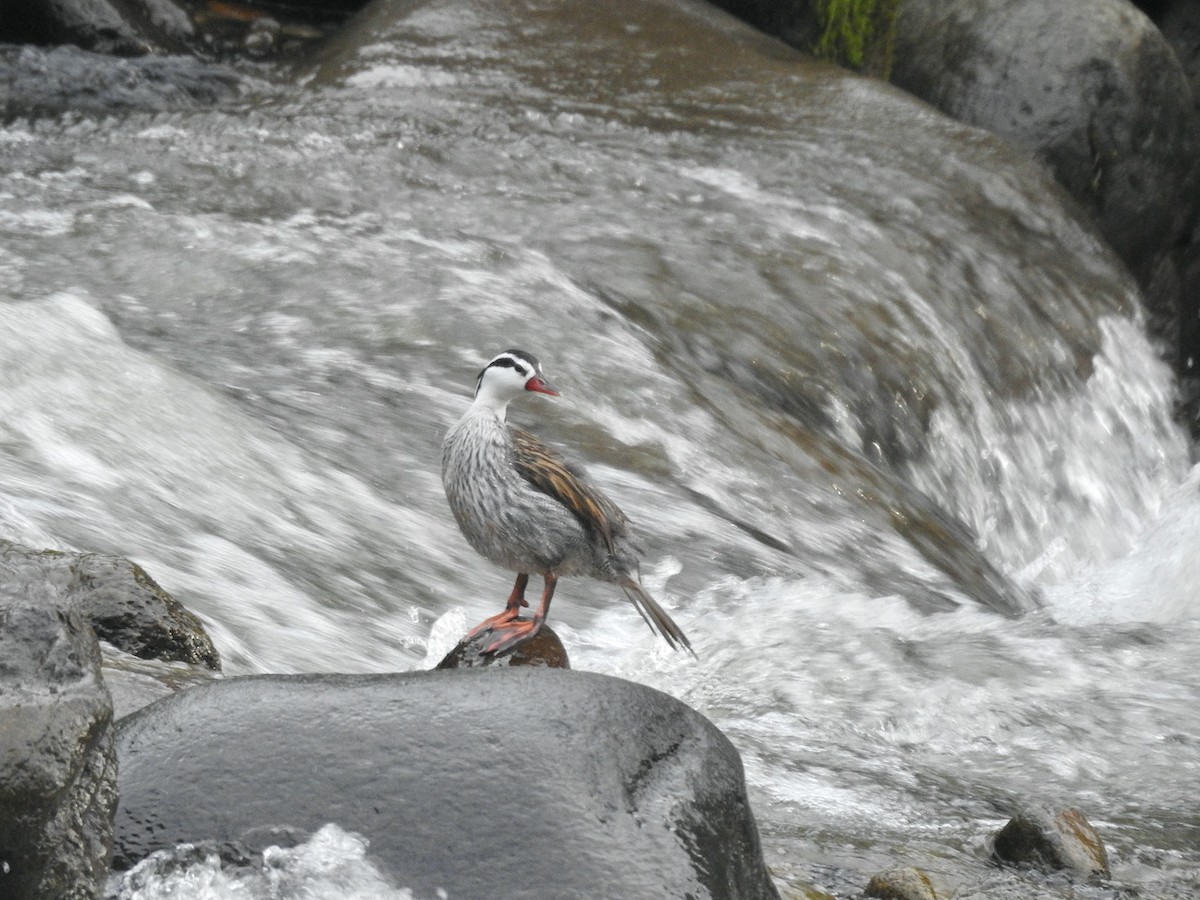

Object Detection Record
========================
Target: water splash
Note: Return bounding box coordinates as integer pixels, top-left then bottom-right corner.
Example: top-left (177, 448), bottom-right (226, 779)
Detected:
top-left (1045, 463), bottom-right (1200, 624)
top-left (105, 824), bottom-right (434, 900)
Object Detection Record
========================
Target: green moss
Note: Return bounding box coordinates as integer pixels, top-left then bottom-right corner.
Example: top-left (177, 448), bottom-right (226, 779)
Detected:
top-left (812, 0), bottom-right (901, 78)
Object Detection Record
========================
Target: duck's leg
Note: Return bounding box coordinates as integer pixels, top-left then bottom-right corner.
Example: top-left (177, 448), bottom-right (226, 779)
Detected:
top-left (480, 573), bottom-right (557, 655)
top-left (465, 573), bottom-right (529, 640)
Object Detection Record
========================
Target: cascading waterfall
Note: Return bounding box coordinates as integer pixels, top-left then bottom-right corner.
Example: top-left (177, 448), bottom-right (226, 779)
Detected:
top-left (1, 1), bottom-right (1197, 897)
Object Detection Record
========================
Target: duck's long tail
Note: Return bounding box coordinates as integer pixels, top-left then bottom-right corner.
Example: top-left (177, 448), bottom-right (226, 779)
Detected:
top-left (618, 575), bottom-right (696, 657)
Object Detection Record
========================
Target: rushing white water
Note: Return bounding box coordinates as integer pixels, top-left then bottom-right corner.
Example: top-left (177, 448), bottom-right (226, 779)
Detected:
top-left (4, 2), bottom-right (1200, 897)
top-left (107, 825), bottom-right (430, 900)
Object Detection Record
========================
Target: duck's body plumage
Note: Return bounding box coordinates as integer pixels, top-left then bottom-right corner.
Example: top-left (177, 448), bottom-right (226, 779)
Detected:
top-left (440, 350), bottom-right (693, 656)
top-left (443, 413), bottom-right (608, 579)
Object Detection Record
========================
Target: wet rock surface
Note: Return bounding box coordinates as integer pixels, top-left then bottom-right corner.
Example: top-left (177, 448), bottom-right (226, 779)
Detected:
top-left (864, 866), bottom-right (938, 900)
top-left (990, 806), bottom-right (1111, 878)
top-left (0, 540), bottom-right (219, 669)
top-left (101, 644), bottom-right (222, 720)
top-left (1157, 1), bottom-right (1200, 101)
top-left (0, 585), bottom-right (118, 900)
top-left (436, 620), bottom-right (572, 669)
top-left (0, 542), bottom-right (221, 896)
top-left (68, 551), bottom-right (220, 669)
top-left (707, 0), bottom-right (898, 75)
top-left (0, 44), bottom-right (245, 119)
top-left (890, 0), bottom-right (1200, 391)
top-left (114, 668), bottom-right (780, 899)
top-left (0, 0), bottom-right (182, 56)
top-left (891, 0), bottom-right (1200, 281)
top-left (1154, 0), bottom-right (1200, 421)
top-left (0, 0), bottom-right (359, 62)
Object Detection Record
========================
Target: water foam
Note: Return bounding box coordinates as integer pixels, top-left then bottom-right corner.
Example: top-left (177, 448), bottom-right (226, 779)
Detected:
top-left (106, 824), bottom-right (435, 900)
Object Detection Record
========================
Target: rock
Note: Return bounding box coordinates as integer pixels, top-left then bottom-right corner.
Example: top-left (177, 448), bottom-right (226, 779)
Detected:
top-left (1154, 1), bottom-right (1200, 414)
top-left (0, 0), bottom-right (344, 63)
top-left (103, 662), bottom-right (192, 721)
top-left (1179, 225), bottom-right (1200, 408)
top-left (1, 0), bottom-right (153, 55)
top-left (101, 645), bottom-right (222, 720)
top-left (990, 805), bottom-right (1110, 877)
top-left (0, 540), bottom-right (219, 670)
top-left (0, 0), bottom-right (198, 55)
top-left (1156, 2), bottom-right (1200, 106)
top-left (709, 0), bottom-right (900, 76)
top-left (883, 0), bottom-right (1200, 405)
top-left (68, 552), bottom-right (220, 669)
top-left (436, 621), bottom-right (571, 668)
top-left (0, 44), bottom-right (244, 120)
top-left (864, 866), bottom-right (938, 900)
top-left (129, 0), bottom-right (196, 45)
top-left (890, 0), bottom-right (1200, 327)
top-left (243, 16), bottom-right (282, 56)
top-left (780, 886), bottom-right (836, 900)
top-left (114, 669), bottom-right (780, 899)
top-left (182, 0), bottom-right (353, 59)
top-left (0, 585), bottom-right (118, 900)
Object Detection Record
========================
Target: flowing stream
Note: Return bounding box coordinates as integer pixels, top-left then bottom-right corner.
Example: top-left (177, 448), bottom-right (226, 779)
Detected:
top-left (1, 1), bottom-right (1198, 898)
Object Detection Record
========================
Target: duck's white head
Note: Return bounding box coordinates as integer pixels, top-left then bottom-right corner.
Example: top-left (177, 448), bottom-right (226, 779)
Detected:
top-left (471, 349), bottom-right (558, 412)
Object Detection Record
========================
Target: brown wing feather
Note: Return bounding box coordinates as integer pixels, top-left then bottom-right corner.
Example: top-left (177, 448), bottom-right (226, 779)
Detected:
top-left (511, 428), bottom-right (627, 553)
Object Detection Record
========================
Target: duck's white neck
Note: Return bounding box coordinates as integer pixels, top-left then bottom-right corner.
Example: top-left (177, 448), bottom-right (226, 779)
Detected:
top-left (468, 381), bottom-right (521, 421)
top-left (465, 393), bottom-right (511, 423)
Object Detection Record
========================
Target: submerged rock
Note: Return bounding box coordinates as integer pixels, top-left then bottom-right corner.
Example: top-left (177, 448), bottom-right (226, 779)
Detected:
top-left (990, 805), bottom-right (1110, 878)
top-left (0, 0), bottom-right (356, 65)
top-left (0, 44), bottom-right (245, 120)
top-left (0, 0), bottom-right (172, 56)
top-left (0, 586), bottom-right (118, 900)
top-left (114, 668), bottom-right (780, 899)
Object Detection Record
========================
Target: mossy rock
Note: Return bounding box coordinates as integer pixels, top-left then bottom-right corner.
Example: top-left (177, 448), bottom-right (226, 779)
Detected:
top-left (991, 806), bottom-right (1110, 877)
top-left (865, 865), bottom-right (938, 899)
top-left (814, 0), bottom-right (902, 76)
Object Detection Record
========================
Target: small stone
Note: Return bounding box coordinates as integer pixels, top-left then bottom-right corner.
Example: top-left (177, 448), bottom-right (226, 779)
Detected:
top-left (779, 884), bottom-right (837, 900)
top-left (243, 16), bottom-right (281, 56)
top-left (865, 865), bottom-right (938, 900)
top-left (435, 620), bottom-right (570, 669)
top-left (991, 806), bottom-right (1110, 877)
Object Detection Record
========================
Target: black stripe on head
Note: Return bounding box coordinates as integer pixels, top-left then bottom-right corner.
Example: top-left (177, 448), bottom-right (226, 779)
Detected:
top-left (473, 349), bottom-right (540, 397)
top-left (500, 349), bottom-right (540, 372)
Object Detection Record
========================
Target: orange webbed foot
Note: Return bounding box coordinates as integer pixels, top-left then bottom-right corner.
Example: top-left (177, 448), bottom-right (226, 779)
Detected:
top-left (478, 616), bottom-right (544, 656)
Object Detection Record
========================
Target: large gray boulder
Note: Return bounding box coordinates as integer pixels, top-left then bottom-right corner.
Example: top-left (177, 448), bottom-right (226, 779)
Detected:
top-left (0, 542), bottom-right (219, 897)
top-left (114, 668), bottom-right (780, 899)
top-left (890, 0), bottom-right (1200, 343)
top-left (0, 587), bottom-right (118, 900)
